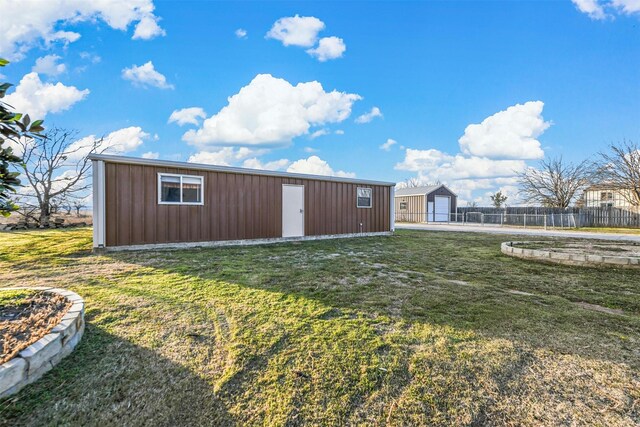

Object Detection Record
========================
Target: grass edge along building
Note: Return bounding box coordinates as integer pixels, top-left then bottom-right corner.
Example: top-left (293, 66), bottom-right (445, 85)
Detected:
top-left (90, 154), bottom-right (395, 251)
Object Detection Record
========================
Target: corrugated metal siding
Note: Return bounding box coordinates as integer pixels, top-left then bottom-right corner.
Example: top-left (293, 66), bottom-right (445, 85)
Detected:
top-left (104, 162), bottom-right (391, 247)
top-left (394, 195), bottom-right (425, 222)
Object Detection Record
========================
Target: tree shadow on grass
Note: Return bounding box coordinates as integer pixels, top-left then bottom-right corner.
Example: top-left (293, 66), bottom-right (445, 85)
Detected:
top-left (0, 323), bottom-right (234, 427)
top-left (95, 234), bottom-right (640, 425)
top-left (106, 231), bottom-right (640, 369)
top-left (3, 229), bottom-right (639, 424)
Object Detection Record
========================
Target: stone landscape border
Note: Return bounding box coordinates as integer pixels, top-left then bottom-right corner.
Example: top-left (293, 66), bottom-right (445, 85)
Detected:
top-left (0, 287), bottom-right (85, 398)
top-left (501, 241), bottom-right (640, 268)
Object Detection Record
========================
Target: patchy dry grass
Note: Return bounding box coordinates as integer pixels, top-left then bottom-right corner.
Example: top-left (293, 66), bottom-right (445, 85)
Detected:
top-left (573, 227), bottom-right (640, 235)
top-left (0, 228), bottom-right (638, 426)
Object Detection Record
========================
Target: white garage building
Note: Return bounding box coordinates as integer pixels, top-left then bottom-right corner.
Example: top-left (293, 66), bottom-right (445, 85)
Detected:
top-left (394, 184), bottom-right (458, 223)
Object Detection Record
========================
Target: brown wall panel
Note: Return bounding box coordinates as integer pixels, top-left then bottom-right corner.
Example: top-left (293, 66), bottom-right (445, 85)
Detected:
top-left (116, 164), bottom-right (131, 245)
top-left (104, 162), bottom-right (391, 246)
top-left (143, 166), bottom-right (156, 244)
top-left (218, 173), bottom-right (228, 241)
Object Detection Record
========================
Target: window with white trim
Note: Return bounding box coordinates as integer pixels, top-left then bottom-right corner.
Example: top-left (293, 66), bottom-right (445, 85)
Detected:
top-left (600, 191), bottom-right (613, 201)
top-left (158, 173), bottom-right (204, 205)
top-left (357, 187), bottom-right (372, 208)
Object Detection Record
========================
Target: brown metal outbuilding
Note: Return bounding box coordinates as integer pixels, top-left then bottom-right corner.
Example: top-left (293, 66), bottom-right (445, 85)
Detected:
top-left (90, 154), bottom-right (395, 250)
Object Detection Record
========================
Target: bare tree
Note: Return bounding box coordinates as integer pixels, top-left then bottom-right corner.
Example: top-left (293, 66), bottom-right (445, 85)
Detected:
top-left (594, 140), bottom-right (640, 207)
top-left (396, 178), bottom-right (443, 189)
top-left (396, 177), bottom-right (421, 189)
top-left (61, 198), bottom-right (72, 215)
top-left (52, 195), bottom-right (72, 215)
top-left (72, 199), bottom-right (85, 217)
top-left (16, 127), bottom-right (101, 226)
top-left (12, 195), bottom-right (39, 224)
top-left (49, 197), bottom-right (60, 215)
top-left (517, 156), bottom-right (591, 208)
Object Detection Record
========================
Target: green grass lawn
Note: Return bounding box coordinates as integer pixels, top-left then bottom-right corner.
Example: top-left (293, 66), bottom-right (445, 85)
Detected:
top-left (0, 228), bottom-right (638, 426)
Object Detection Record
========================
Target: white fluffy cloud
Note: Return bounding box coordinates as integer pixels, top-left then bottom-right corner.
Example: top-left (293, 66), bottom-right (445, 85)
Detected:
top-left (188, 150), bottom-right (350, 179)
top-left (572, 0), bottom-right (640, 19)
top-left (66, 126), bottom-right (150, 161)
top-left (242, 157), bottom-right (290, 171)
top-left (235, 28), bottom-right (248, 39)
top-left (142, 151), bottom-right (159, 159)
top-left (395, 148), bottom-right (453, 172)
top-left (572, 0), bottom-right (608, 18)
top-left (433, 154), bottom-right (526, 180)
top-left (79, 51), bottom-right (101, 64)
top-left (458, 101), bottom-right (548, 160)
top-left (395, 149), bottom-right (528, 205)
top-left (266, 15), bottom-right (325, 47)
top-left (395, 148), bottom-right (528, 205)
top-left (287, 156), bottom-right (355, 178)
top-left (4, 72), bottom-right (89, 119)
top-left (398, 150), bottom-right (526, 181)
top-left (380, 138), bottom-right (397, 151)
top-left (183, 74), bottom-right (361, 147)
top-left (355, 107), bottom-right (383, 124)
top-left (396, 101), bottom-right (551, 205)
top-left (122, 61), bottom-right (173, 89)
top-left (267, 15), bottom-right (346, 62)
top-left (613, 0), bottom-right (640, 14)
top-left (307, 36), bottom-right (346, 61)
top-left (32, 54), bottom-right (66, 76)
top-left (309, 129), bottom-right (329, 139)
top-left (187, 147), bottom-right (267, 166)
top-left (168, 107), bottom-right (207, 126)
top-left (0, 0), bottom-right (165, 59)
top-left (132, 15), bottom-right (165, 40)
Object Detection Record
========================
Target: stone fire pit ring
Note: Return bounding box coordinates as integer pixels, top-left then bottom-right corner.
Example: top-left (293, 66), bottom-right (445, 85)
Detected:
top-left (0, 287), bottom-right (85, 398)
top-left (501, 241), bottom-right (640, 268)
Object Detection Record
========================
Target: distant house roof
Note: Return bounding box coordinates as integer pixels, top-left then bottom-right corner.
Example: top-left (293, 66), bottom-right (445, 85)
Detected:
top-left (395, 184), bottom-right (456, 197)
top-left (583, 183), bottom-right (627, 191)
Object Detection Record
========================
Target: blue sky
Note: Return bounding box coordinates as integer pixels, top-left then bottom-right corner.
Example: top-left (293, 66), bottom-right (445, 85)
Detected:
top-left (2, 0), bottom-right (639, 204)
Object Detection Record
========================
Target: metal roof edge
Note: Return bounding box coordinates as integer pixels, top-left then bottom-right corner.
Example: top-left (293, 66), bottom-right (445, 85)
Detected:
top-left (394, 184), bottom-right (458, 197)
top-left (88, 154), bottom-right (396, 187)
top-left (432, 184), bottom-right (458, 197)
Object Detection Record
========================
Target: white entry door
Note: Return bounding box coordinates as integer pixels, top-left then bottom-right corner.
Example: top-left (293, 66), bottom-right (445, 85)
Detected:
top-left (434, 196), bottom-right (450, 222)
top-left (282, 184), bottom-right (304, 237)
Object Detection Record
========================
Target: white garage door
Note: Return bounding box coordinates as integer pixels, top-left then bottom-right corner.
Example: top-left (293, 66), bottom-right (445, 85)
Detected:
top-left (433, 196), bottom-right (450, 222)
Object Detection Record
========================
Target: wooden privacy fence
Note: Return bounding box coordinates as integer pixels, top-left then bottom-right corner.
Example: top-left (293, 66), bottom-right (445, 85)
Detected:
top-left (395, 207), bottom-right (640, 228)
top-left (455, 207), bottom-right (640, 228)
